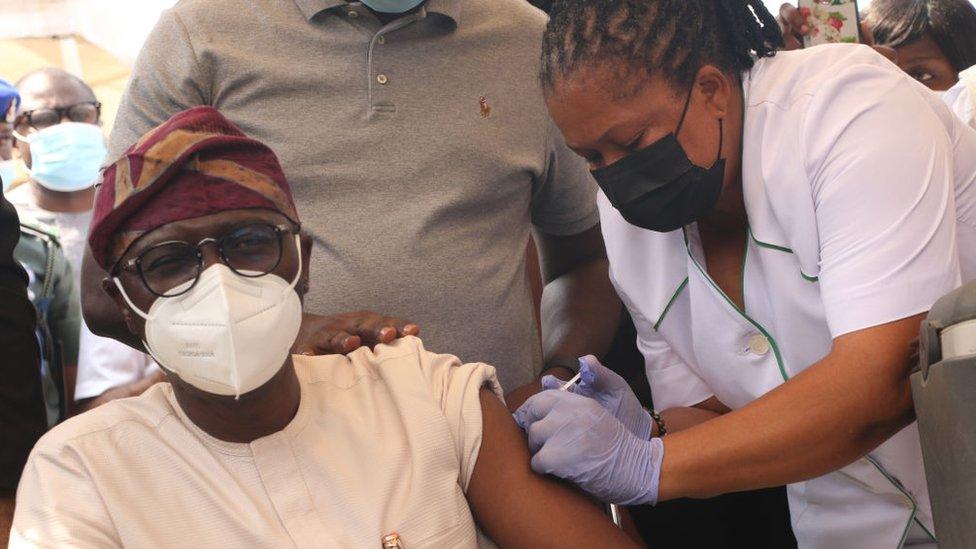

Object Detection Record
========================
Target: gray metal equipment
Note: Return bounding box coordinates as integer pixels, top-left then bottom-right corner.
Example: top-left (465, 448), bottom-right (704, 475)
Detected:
top-left (913, 280), bottom-right (976, 548)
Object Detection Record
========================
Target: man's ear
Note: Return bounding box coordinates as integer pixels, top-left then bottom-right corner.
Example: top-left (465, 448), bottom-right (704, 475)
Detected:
top-left (101, 277), bottom-right (142, 336)
top-left (297, 231), bottom-right (312, 298)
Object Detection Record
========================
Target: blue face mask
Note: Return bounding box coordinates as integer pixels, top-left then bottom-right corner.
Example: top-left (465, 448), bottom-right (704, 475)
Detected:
top-left (1, 159), bottom-right (21, 192)
top-left (359, 0), bottom-right (424, 13)
top-left (15, 122), bottom-right (107, 192)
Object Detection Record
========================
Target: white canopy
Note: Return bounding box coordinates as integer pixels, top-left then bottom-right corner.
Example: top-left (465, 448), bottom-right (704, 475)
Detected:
top-left (0, 0), bottom-right (176, 66)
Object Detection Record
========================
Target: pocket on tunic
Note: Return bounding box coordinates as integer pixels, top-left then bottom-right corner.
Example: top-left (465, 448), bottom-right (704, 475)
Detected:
top-left (404, 520), bottom-right (482, 549)
top-left (388, 487), bottom-right (480, 548)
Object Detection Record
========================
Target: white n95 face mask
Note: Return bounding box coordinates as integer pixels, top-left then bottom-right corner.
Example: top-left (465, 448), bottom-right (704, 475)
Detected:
top-left (114, 235), bottom-right (303, 398)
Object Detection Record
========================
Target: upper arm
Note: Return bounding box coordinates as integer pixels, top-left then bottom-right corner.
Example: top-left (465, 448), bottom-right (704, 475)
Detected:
top-left (466, 389), bottom-right (638, 548)
top-left (803, 65), bottom-right (961, 338)
top-left (534, 224), bottom-right (607, 284)
top-left (531, 117), bottom-right (601, 239)
top-left (107, 8), bottom-right (210, 159)
top-left (11, 447), bottom-right (121, 548)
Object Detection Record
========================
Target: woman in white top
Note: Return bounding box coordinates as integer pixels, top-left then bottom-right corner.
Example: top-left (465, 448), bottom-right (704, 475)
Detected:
top-left (514, 1), bottom-right (976, 547)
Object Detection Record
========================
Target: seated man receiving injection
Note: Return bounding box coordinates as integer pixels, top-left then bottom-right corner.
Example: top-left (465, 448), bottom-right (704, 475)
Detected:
top-left (10, 107), bottom-right (633, 548)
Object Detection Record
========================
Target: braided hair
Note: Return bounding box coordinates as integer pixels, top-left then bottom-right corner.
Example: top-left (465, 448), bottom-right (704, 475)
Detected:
top-left (540, 0), bottom-right (784, 95)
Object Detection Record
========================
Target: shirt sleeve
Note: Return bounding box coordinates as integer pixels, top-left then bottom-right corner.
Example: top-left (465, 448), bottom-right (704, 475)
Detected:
top-left (613, 271), bottom-right (714, 410)
top-left (530, 116), bottom-right (601, 236)
top-left (802, 64), bottom-right (962, 338)
top-left (106, 7), bottom-right (210, 161)
top-left (411, 337), bottom-right (503, 493)
top-left (945, 94), bottom-right (976, 283)
top-left (74, 323), bottom-right (156, 400)
top-left (943, 69), bottom-right (976, 131)
top-left (11, 443), bottom-right (121, 547)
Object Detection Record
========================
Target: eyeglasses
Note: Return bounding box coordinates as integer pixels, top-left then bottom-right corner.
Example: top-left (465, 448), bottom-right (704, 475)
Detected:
top-left (116, 223), bottom-right (295, 298)
top-left (16, 102), bottom-right (101, 131)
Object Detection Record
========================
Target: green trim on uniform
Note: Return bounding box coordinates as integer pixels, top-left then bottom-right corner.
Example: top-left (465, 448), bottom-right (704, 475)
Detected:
top-left (863, 455), bottom-right (937, 547)
top-left (748, 227), bottom-right (793, 253)
top-left (913, 518), bottom-right (936, 545)
top-left (683, 228), bottom-right (790, 382)
top-left (748, 227), bottom-right (819, 283)
top-left (740, 228), bottom-right (749, 313)
top-left (654, 277), bottom-right (689, 331)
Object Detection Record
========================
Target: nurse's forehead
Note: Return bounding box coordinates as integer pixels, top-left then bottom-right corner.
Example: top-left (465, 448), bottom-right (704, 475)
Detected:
top-left (546, 71), bottom-right (673, 147)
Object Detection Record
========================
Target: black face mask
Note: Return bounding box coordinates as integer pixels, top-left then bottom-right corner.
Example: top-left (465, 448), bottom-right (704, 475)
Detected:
top-left (592, 86), bottom-right (725, 233)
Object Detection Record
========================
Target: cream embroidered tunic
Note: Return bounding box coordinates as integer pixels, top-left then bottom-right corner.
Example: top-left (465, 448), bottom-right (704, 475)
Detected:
top-left (11, 337), bottom-right (501, 548)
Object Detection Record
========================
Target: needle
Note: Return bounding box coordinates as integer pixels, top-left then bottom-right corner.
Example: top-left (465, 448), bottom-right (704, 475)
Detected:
top-left (559, 372), bottom-right (582, 391)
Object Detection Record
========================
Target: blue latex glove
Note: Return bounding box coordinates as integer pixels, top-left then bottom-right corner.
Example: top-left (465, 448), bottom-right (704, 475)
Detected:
top-left (514, 390), bottom-right (665, 505)
top-left (541, 355), bottom-right (653, 439)
top-left (0, 79), bottom-right (19, 117)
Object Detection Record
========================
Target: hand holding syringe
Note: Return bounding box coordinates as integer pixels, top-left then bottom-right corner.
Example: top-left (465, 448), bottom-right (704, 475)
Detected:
top-left (558, 369), bottom-right (622, 529)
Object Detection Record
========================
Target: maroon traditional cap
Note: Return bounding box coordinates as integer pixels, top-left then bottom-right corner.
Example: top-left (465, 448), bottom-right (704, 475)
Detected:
top-left (88, 106), bottom-right (300, 270)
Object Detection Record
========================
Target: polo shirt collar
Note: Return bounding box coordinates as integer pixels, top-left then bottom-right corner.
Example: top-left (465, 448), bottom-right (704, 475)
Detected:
top-left (294, 0), bottom-right (346, 20)
top-left (293, 0), bottom-right (460, 25)
top-left (424, 0), bottom-right (461, 25)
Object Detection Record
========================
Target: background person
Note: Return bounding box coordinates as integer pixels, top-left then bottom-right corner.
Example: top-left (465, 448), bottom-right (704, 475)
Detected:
top-left (514, 0), bottom-right (976, 546)
top-left (14, 215), bottom-right (80, 423)
top-left (777, 1), bottom-right (976, 93)
top-left (80, 0), bottom-right (623, 408)
top-left (0, 78), bottom-right (23, 192)
top-left (7, 68), bottom-right (161, 412)
top-left (10, 106), bottom-right (636, 548)
top-left (0, 76), bottom-right (44, 548)
top-left (865, 0), bottom-right (976, 91)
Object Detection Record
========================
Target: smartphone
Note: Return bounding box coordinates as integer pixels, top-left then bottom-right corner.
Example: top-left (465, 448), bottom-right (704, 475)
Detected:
top-left (797, 0), bottom-right (861, 46)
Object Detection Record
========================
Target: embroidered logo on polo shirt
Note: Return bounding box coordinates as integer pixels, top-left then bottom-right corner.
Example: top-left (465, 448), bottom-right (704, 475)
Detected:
top-left (479, 96), bottom-right (491, 119)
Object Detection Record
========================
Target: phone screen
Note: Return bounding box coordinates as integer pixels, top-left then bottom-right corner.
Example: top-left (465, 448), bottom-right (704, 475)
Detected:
top-left (797, 0), bottom-right (861, 46)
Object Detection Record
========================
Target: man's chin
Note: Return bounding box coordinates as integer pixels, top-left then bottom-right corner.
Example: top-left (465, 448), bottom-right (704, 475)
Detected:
top-left (164, 363), bottom-right (290, 403)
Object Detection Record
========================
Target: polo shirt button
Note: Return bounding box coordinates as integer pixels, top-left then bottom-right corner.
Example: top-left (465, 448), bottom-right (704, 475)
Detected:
top-left (748, 333), bottom-right (770, 356)
top-left (377, 35), bottom-right (386, 44)
top-left (347, 10), bottom-right (358, 18)
top-left (377, 74), bottom-right (389, 85)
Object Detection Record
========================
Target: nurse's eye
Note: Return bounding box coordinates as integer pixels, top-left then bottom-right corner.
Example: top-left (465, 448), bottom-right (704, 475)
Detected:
top-left (578, 150), bottom-right (604, 170)
top-left (625, 130), bottom-right (647, 151)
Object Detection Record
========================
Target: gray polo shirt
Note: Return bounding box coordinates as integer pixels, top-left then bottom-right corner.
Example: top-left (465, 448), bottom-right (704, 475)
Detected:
top-left (106, 0), bottom-right (599, 390)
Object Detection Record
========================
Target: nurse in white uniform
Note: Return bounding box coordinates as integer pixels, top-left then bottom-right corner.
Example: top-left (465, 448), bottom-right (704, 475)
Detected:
top-left (514, 1), bottom-right (976, 547)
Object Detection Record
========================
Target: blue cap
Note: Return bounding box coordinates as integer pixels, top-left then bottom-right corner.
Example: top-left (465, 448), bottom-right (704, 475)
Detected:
top-left (0, 79), bottom-right (20, 118)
